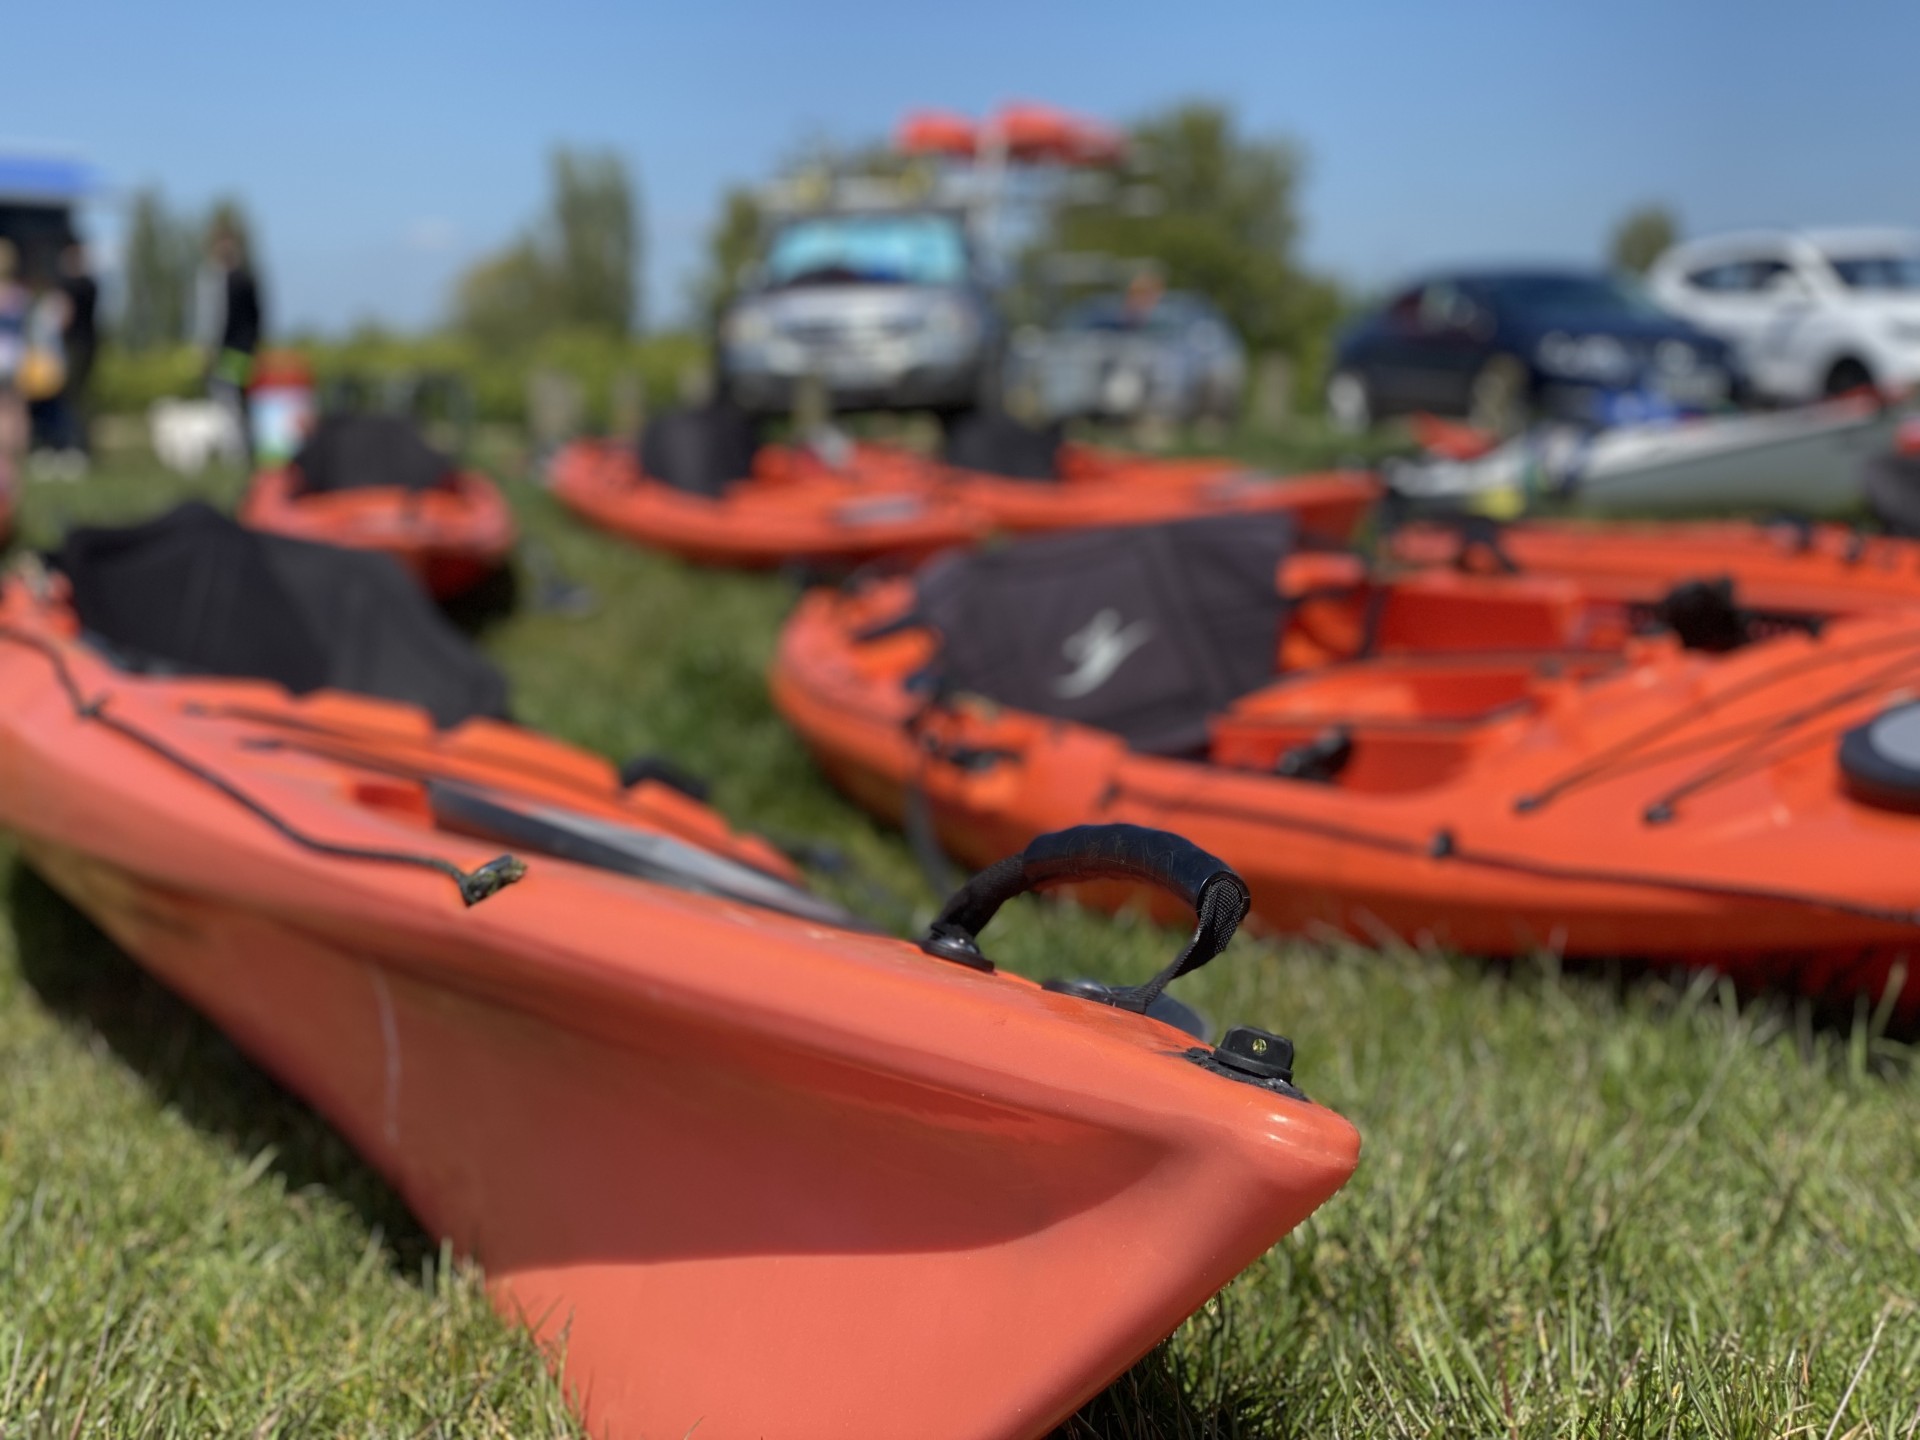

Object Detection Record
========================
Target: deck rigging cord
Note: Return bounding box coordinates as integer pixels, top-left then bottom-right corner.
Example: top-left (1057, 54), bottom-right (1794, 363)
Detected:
top-left (1512, 626), bottom-right (1920, 813)
top-left (1484, 640), bottom-right (1920, 821)
top-left (0, 625), bottom-right (526, 905)
top-left (1638, 653), bottom-right (1920, 822)
top-left (1102, 770), bottom-right (1920, 931)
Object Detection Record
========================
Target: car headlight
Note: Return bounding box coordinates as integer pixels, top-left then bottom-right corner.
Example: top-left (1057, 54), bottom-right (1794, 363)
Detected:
top-left (1885, 319), bottom-right (1920, 345)
top-left (1536, 331), bottom-right (1634, 383)
top-left (723, 306), bottom-right (774, 349)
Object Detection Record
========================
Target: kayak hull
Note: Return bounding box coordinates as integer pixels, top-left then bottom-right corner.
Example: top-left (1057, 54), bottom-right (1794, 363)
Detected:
top-left (0, 594), bottom-right (1359, 1440)
top-left (949, 443), bottom-right (1378, 542)
top-left (774, 576), bottom-right (1920, 1021)
top-left (549, 440), bottom-right (987, 568)
top-left (1391, 396), bottom-right (1900, 516)
top-left (550, 440), bottom-right (1377, 567)
top-left (1390, 516), bottom-right (1920, 619)
top-left (1569, 402), bottom-right (1895, 513)
top-left (240, 468), bottom-right (517, 598)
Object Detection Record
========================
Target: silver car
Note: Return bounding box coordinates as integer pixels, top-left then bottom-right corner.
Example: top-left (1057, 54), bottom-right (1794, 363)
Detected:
top-left (719, 206), bottom-right (1002, 417)
top-left (1010, 291), bottom-right (1247, 424)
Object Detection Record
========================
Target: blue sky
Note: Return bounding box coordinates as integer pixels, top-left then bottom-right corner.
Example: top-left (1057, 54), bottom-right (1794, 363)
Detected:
top-left (10, 0), bottom-right (1918, 333)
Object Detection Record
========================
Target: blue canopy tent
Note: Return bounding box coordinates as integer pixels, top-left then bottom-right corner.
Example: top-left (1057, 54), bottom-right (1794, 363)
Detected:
top-left (0, 150), bottom-right (95, 284)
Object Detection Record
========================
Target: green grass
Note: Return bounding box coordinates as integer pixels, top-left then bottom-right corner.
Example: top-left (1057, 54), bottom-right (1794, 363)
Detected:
top-left (2, 444), bottom-right (1919, 1437)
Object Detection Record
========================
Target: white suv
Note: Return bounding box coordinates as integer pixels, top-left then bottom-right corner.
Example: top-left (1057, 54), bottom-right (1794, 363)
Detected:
top-left (1648, 228), bottom-right (1920, 402)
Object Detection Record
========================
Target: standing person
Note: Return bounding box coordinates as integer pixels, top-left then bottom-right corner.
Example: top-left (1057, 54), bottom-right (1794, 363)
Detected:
top-left (195, 220), bottom-right (263, 466)
top-left (54, 241), bottom-right (98, 465)
top-left (20, 282), bottom-right (70, 475)
top-left (0, 241), bottom-right (28, 498)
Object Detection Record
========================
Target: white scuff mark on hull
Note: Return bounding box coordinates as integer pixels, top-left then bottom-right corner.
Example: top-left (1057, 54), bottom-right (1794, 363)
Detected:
top-left (371, 966), bottom-right (402, 1147)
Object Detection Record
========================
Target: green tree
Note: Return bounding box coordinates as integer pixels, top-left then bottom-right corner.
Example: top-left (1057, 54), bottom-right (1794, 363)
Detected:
top-left (203, 196), bottom-right (258, 263)
top-left (550, 150), bottom-right (640, 333)
top-left (120, 189), bottom-right (192, 351)
top-left (691, 186), bottom-right (763, 330)
top-left (1037, 102), bottom-right (1323, 357)
top-left (450, 147), bottom-right (643, 345)
top-left (1610, 205), bottom-right (1679, 273)
top-left (451, 240), bottom-right (555, 351)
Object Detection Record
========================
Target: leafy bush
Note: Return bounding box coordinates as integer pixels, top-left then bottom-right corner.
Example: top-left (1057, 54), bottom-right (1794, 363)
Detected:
top-left (90, 345), bottom-right (206, 417)
top-left (91, 331), bottom-right (709, 430)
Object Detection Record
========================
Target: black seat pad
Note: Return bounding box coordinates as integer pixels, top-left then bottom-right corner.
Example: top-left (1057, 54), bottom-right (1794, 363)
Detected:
top-left (54, 502), bottom-right (508, 727)
top-left (291, 413), bottom-right (456, 496)
top-left (913, 511), bottom-right (1294, 753)
top-left (638, 401), bottom-right (759, 498)
top-left (942, 408), bottom-right (1064, 482)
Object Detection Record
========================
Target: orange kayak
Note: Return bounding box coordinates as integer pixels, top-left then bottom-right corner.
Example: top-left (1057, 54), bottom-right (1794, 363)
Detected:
top-left (1389, 513), bottom-right (1920, 621)
top-left (950, 440), bottom-right (1378, 539)
top-left (550, 405), bottom-right (1375, 567)
top-left (240, 415), bottom-right (515, 598)
top-left (549, 436), bottom-right (987, 568)
top-left (934, 409), bottom-right (1377, 535)
top-left (774, 513), bottom-right (1920, 1021)
top-left (0, 505), bottom-right (1359, 1440)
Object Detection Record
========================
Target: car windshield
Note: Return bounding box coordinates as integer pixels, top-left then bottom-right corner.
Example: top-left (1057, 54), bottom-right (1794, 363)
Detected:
top-left (1062, 295), bottom-right (1202, 334)
top-left (1827, 254), bottom-right (1920, 290)
top-left (1061, 298), bottom-right (1127, 330)
top-left (763, 213), bottom-right (968, 287)
top-left (1478, 274), bottom-right (1667, 321)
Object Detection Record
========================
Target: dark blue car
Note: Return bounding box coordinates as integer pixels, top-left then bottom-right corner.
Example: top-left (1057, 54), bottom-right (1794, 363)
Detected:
top-left (1325, 268), bottom-right (1741, 433)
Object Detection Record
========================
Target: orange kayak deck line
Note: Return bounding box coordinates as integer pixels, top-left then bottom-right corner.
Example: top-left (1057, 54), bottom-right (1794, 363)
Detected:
top-left (0, 579), bottom-right (1358, 1440)
top-left (241, 467), bottom-right (517, 598)
top-left (548, 438), bottom-right (1378, 567)
top-left (773, 560), bottom-right (1920, 1022)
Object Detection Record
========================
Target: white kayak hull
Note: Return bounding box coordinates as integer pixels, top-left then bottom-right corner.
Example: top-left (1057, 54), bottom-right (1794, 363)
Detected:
top-left (1390, 397), bottom-right (1902, 516)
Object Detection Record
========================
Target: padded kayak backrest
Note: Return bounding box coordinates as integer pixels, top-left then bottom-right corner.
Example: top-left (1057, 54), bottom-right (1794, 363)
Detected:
top-left (639, 401), bottom-right (759, 498)
top-left (914, 512), bottom-right (1294, 754)
top-left (941, 408), bottom-right (1064, 482)
top-left (291, 413), bottom-right (456, 496)
top-left (53, 503), bottom-right (509, 727)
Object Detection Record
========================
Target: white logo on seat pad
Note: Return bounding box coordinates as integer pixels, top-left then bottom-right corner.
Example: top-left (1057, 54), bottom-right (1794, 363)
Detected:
top-left (1054, 609), bottom-right (1155, 698)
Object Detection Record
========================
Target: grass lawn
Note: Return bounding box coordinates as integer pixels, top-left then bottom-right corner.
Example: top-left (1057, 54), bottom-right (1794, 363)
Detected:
top-left (2, 442), bottom-right (1918, 1438)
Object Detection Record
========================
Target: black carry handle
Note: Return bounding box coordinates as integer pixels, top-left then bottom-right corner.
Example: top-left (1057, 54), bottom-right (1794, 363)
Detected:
top-left (1374, 493), bottom-right (1518, 575)
top-left (920, 824), bottom-right (1252, 1013)
top-left (1440, 512), bottom-right (1519, 575)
